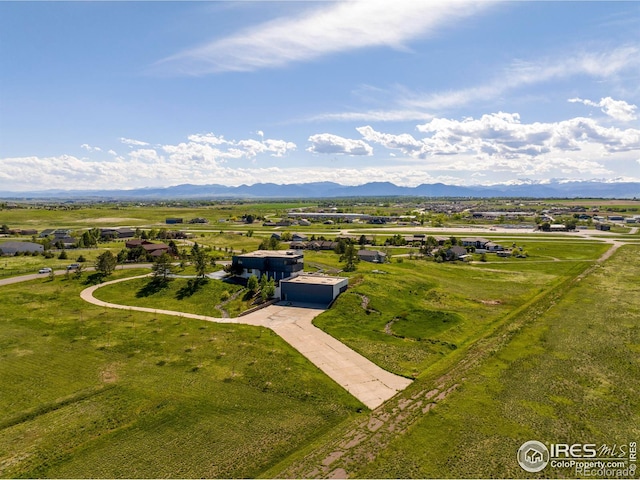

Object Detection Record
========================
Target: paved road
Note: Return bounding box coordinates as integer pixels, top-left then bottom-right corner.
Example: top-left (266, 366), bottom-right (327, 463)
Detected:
top-left (80, 275), bottom-right (412, 409)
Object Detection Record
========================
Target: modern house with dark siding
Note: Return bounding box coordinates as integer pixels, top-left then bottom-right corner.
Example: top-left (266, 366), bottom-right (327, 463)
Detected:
top-left (231, 250), bottom-right (304, 281)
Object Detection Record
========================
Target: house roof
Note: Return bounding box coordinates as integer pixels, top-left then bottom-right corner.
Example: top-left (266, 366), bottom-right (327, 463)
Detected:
top-left (281, 274), bottom-right (348, 287)
top-left (142, 243), bottom-right (169, 252)
top-left (357, 249), bottom-right (386, 257)
top-left (461, 237), bottom-right (490, 244)
top-left (126, 239), bottom-right (153, 247)
top-left (448, 246), bottom-right (468, 256)
top-left (237, 250), bottom-right (302, 259)
top-left (0, 241), bottom-right (44, 253)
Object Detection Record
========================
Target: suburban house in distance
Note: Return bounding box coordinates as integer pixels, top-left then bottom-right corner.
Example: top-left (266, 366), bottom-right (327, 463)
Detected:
top-left (231, 250), bottom-right (304, 281)
top-left (357, 249), bottom-right (387, 263)
top-left (461, 237), bottom-right (504, 252)
top-left (125, 239), bottom-right (171, 258)
top-left (100, 227), bottom-right (135, 240)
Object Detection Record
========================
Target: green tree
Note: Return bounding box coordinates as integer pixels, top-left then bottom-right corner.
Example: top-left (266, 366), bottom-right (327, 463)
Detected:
top-left (334, 239), bottom-right (348, 255)
top-left (191, 243), bottom-right (208, 278)
top-left (58, 250), bottom-right (68, 260)
top-left (74, 263), bottom-right (84, 280)
top-left (168, 240), bottom-right (179, 256)
top-left (280, 231), bottom-right (292, 242)
top-left (258, 236), bottom-right (280, 250)
top-left (247, 275), bottom-right (259, 293)
top-left (81, 231), bottom-right (96, 248)
top-left (152, 253), bottom-right (175, 282)
top-left (260, 275), bottom-right (275, 302)
top-left (422, 235), bottom-right (438, 255)
top-left (340, 243), bottom-right (359, 272)
top-left (40, 237), bottom-right (52, 251)
top-left (95, 250), bottom-right (117, 278)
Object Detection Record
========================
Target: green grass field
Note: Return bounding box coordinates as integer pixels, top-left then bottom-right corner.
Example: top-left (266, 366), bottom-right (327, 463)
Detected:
top-left (92, 272), bottom-right (254, 318)
top-left (0, 273), bottom-right (362, 478)
top-left (351, 245), bottom-right (640, 478)
top-left (310, 240), bottom-right (605, 378)
top-left (1, 200), bottom-right (636, 479)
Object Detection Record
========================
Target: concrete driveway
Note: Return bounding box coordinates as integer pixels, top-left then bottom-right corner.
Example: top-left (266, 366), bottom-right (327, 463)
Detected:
top-left (240, 303), bottom-right (412, 409)
top-left (80, 276), bottom-right (412, 409)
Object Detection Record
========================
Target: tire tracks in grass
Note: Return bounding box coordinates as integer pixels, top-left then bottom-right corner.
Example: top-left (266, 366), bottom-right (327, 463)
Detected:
top-left (0, 385), bottom-right (116, 431)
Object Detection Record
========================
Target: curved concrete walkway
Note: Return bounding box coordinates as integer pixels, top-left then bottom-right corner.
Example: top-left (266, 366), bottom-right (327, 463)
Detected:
top-left (80, 276), bottom-right (412, 409)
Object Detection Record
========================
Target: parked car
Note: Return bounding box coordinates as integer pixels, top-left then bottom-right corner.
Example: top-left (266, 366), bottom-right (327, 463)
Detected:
top-left (38, 267), bottom-right (52, 274)
top-left (66, 263), bottom-right (80, 270)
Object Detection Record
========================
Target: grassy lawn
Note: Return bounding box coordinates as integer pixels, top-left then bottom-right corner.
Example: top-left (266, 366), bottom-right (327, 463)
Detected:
top-left (0, 273), bottom-right (362, 478)
top-left (2, 201), bottom-right (635, 479)
top-left (92, 273), bottom-right (254, 318)
top-left (309, 239), bottom-right (604, 378)
top-left (0, 246), bottom-right (121, 279)
top-left (352, 245), bottom-right (640, 478)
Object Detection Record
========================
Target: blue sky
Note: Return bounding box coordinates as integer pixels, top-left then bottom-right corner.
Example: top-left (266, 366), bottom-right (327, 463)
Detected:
top-left (1, 1), bottom-right (639, 192)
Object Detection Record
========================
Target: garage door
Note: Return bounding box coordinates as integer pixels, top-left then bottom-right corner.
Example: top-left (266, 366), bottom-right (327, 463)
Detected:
top-left (281, 283), bottom-right (333, 304)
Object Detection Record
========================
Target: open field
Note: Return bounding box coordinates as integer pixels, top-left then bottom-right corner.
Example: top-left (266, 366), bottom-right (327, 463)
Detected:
top-left (350, 244), bottom-right (640, 478)
top-left (310, 240), bottom-right (606, 378)
top-left (1, 200), bottom-right (637, 478)
top-left (0, 273), bottom-right (362, 478)
top-left (268, 243), bottom-right (639, 478)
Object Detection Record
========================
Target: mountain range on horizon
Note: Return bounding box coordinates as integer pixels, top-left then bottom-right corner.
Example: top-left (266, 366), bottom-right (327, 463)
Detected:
top-left (1, 180), bottom-right (639, 200)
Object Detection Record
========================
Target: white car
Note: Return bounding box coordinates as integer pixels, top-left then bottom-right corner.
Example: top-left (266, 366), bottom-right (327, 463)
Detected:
top-left (38, 267), bottom-right (52, 274)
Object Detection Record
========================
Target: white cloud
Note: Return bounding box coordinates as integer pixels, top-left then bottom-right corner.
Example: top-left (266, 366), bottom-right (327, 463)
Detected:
top-left (355, 112), bottom-right (640, 178)
top-left (162, 132), bottom-right (296, 164)
top-left (154, 0), bottom-right (495, 75)
top-left (187, 133), bottom-right (227, 145)
top-left (80, 144), bottom-right (102, 152)
top-left (237, 138), bottom-right (297, 158)
top-left (307, 133), bottom-right (373, 156)
top-left (129, 148), bottom-right (163, 164)
top-left (411, 46), bottom-right (640, 112)
top-left (356, 126), bottom-right (423, 153)
top-left (2, 115), bottom-right (638, 192)
top-left (309, 109), bottom-right (434, 123)
top-left (120, 137), bottom-right (149, 147)
top-left (568, 97), bottom-right (638, 122)
top-left (311, 45), bottom-right (640, 123)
